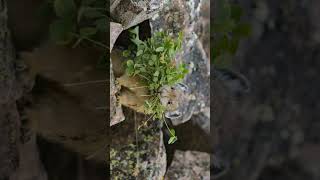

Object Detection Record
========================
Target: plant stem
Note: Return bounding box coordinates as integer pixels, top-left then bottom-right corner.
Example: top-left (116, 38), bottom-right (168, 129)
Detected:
top-left (137, 74), bottom-right (150, 81)
top-left (162, 115), bottom-right (175, 137)
top-left (71, 33), bottom-right (109, 49)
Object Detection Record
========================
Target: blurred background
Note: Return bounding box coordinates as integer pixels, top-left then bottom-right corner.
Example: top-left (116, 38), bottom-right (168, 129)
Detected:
top-left (213, 0), bottom-right (320, 180)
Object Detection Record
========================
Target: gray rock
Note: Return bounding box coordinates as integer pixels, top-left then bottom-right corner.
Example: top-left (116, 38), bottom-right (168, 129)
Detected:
top-left (110, 22), bottom-right (125, 126)
top-left (110, 22), bottom-right (123, 52)
top-left (192, 108), bottom-right (210, 135)
top-left (10, 135), bottom-right (48, 180)
top-left (165, 150), bottom-right (210, 180)
top-left (0, 103), bottom-right (20, 178)
top-left (111, 0), bottom-right (166, 30)
top-left (0, 1), bottom-right (23, 104)
top-left (110, 62), bottom-right (125, 126)
top-left (150, 0), bottom-right (210, 126)
top-left (110, 111), bottom-right (166, 179)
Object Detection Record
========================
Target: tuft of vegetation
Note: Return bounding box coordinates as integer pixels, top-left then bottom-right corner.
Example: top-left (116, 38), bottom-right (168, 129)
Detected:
top-left (44, 0), bottom-right (107, 48)
top-left (212, 0), bottom-right (251, 69)
top-left (123, 27), bottom-right (188, 144)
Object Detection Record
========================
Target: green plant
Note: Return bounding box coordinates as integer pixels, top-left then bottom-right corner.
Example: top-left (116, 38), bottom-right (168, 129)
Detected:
top-left (45, 0), bottom-right (107, 48)
top-left (212, 0), bottom-right (251, 68)
top-left (123, 27), bottom-right (188, 144)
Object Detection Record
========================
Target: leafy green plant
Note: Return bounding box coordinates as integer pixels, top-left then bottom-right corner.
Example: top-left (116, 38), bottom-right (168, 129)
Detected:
top-left (212, 0), bottom-right (251, 68)
top-left (44, 0), bottom-right (107, 48)
top-left (123, 27), bottom-right (188, 144)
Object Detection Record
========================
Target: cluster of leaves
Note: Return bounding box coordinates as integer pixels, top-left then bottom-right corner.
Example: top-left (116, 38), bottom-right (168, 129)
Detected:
top-left (212, 0), bottom-right (251, 69)
top-left (124, 27), bottom-right (188, 144)
top-left (45, 0), bottom-right (107, 48)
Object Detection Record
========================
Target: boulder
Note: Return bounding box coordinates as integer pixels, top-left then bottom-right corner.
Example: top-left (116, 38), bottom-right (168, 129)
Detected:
top-left (165, 150), bottom-right (210, 180)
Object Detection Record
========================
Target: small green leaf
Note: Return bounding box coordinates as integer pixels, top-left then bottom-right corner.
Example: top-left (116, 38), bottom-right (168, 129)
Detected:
top-left (230, 4), bottom-right (243, 21)
top-left (49, 19), bottom-right (75, 44)
top-left (127, 60), bottom-right (134, 67)
top-left (81, 0), bottom-right (97, 6)
top-left (170, 129), bottom-right (175, 136)
top-left (148, 60), bottom-right (154, 66)
top-left (78, 7), bottom-right (104, 22)
top-left (154, 71), bottom-right (160, 77)
top-left (80, 27), bottom-right (97, 37)
top-left (54, 0), bottom-right (76, 18)
top-left (153, 76), bottom-right (158, 82)
top-left (168, 136), bottom-right (178, 144)
top-left (156, 47), bottom-right (164, 52)
top-left (129, 26), bottom-right (139, 38)
top-left (95, 18), bottom-right (107, 32)
top-left (122, 50), bottom-right (131, 58)
top-left (137, 50), bottom-right (143, 56)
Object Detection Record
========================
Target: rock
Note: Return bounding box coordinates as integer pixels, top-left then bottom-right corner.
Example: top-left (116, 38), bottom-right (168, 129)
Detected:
top-left (296, 143), bottom-right (320, 179)
top-left (0, 103), bottom-right (20, 178)
top-left (197, 0), bottom-right (210, 57)
top-left (191, 109), bottom-right (210, 135)
top-left (110, 111), bottom-right (166, 179)
top-left (110, 22), bottom-right (123, 52)
top-left (0, 0), bottom-right (24, 104)
top-left (150, 0), bottom-right (210, 126)
top-left (110, 0), bottom-right (166, 30)
top-left (0, 2), bottom-right (23, 178)
top-left (10, 135), bottom-right (48, 180)
top-left (165, 150), bottom-right (210, 180)
top-left (110, 61), bottom-right (125, 126)
top-left (309, 0), bottom-right (320, 44)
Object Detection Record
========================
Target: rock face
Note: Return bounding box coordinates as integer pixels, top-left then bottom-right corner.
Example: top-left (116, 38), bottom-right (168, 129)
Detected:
top-left (110, 60), bottom-right (125, 126)
top-left (110, 21), bottom-right (125, 126)
top-left (165, 150), bottom-right (210, 180)
top-left (110, 0), bottom-right (166, 29)
top-left (110, 22), bottom-right (123, 52)
top-left (0, 1), bottom-right (22, 178)
top-left (150, 0), bottom-right (210, 126)
top-left (110, 111), bottom-right (166, 179)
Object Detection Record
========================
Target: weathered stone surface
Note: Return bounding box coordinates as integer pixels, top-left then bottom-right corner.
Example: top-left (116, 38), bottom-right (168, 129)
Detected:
top-left (150, 0), bottom-right (210, 126)
top-left (10, 134), bottom-right (48, 180)
top-left (110, 61), bottom-right (125, 126)
top-left (0, 1), bottom-right (23, 178)
top-left (110, 22), bottom-right (123, 52)
top-left (110, 111), bottom-right (166, 179)
top-left (192, 109), bottom-right (210, 135)
top-left (165, 150), bottom-right (210, 180)
top-left (0, 0), bottom-right (24, 104)
top-left (0, 103), bottom-right (20, 178)
top-left (111, 0), bottom-right (166, 29)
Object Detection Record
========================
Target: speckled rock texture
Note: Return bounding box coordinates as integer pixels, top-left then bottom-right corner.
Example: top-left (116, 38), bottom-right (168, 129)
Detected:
top-left (110, 59), bottom-right (125, 126)
top-left (110, 0), bottom-right (166, 29)
top-left (150, 0), bottom-right (210, 126)
top-left (110, 22), bottom-right (123, 52)
top-left (0, 1), bottom-right (21, 178)
top-left (110, 111), bottom-right (166, 179)
top-left (110, 22), bottom-right (125, 126)
top-left (165, 150), bottom-right (210, 180)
